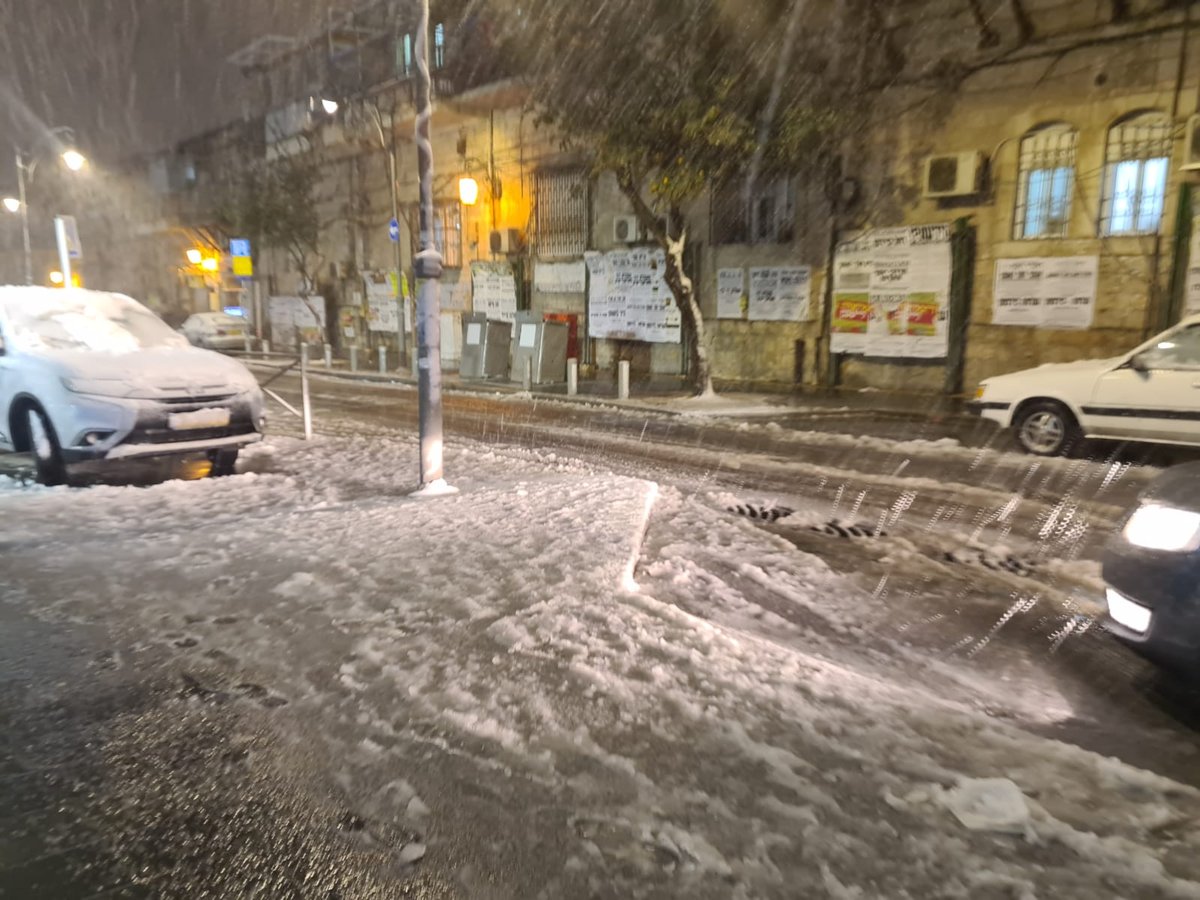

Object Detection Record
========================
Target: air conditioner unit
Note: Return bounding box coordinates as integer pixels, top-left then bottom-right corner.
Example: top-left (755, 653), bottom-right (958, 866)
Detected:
top-left (613, 215), bottom-right (640, 243)
top-left (1183, 115), bottom-right (1200, 171)
top-left (489, 228), bottom-right (521, 254)
top-left (923, 152), bottom-right (983, 198)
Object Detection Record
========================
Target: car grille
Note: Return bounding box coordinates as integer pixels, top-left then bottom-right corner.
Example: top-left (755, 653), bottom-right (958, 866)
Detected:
top-left (127, 422), bottom-right (256, 445)
top-left (159, 394), bottom-right (236, 405)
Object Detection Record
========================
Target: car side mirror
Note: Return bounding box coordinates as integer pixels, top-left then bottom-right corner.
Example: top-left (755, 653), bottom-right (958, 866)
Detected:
top-left (1128, 353), bottom-right (1149, 373)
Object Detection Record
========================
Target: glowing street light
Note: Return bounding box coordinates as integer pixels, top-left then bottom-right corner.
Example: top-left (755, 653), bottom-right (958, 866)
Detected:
top-left (48, 270), bottom-right (64, 285)
top-left (2, 197), bottom-right (19, 213)
top-left (200, 256), bottom-right (219, 272)
top-left (61, 149), bottom-right (87, 172)
top-left (321, 98), bottom-right (339, 115)
top-left (186, 248), bottom-right (203, 265)
top-left (458, 175), bottom-right (479, 206)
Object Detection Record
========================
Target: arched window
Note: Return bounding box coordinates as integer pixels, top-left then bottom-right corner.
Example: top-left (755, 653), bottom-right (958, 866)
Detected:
top-left (1100, 111), bottom-right (1173, 235)
top-left (1014, 122), bottom-right (1078, 239)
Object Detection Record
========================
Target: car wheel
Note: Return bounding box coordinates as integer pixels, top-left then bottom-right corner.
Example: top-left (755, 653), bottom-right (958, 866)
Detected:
top-left (1014, 400), bottom-right (1079, 457)
top-left (210, 448), bottom-right (239, 477)
top-left (27, 406), bottom-right (67, 485)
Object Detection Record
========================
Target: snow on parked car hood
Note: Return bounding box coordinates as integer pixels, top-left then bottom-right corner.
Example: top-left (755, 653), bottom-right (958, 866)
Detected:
top-left (0, 286), bottom-right (257, 396)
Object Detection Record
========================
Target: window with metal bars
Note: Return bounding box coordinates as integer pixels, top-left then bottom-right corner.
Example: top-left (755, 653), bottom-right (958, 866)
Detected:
top-left (1013, 123), bottom-right (1077, 239)
top-left (534, 169), bottom-right (588, 258)
top-left (1100, 111), bottom-right (1173, 236)
top-left (407, 202), bottom-right (462, 268)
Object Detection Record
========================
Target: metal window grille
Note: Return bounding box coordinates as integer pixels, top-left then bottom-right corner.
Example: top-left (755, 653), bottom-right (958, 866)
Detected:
top-left (1100, 111), bottom-right (1173, 235)
top-left (434, 23), bottom-right (445, 70)
top-left (534, 169), bottom-right (588, 258)
top-left (1013, 123), bottom-right (1078, 239)
top-left (408, 202), bottom-right (462, 268)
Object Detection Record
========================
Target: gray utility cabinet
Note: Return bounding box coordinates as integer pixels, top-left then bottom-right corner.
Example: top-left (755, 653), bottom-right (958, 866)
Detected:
top-left (510, 311), bottom-right (569, 385)
top-left (459, 313), bottom-right (513, 379)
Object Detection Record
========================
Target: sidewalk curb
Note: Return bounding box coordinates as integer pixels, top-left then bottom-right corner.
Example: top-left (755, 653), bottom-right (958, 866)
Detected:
top-left (248, 360), bottom-right (979, 429)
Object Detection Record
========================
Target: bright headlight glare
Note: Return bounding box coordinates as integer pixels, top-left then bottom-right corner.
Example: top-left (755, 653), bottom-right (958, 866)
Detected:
top-left (1123, 503), bottom-right (1200, 552)
top-left (1106, 588), bottom-right (1151, 634)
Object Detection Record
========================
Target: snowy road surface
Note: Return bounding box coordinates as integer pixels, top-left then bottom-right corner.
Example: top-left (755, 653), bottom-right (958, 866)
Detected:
top-left (3, 381), bottom-right (1200, 897)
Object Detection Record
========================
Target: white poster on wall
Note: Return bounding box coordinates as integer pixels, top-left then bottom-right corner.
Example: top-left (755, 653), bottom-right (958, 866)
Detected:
top-left (470, 261), bottom-right (519, 322)
top-left (716, 268), bottom-right (745, 319)
top-left (364, 276), bottom-right (400, 333)
top-left (830, 225), bottom-right (951, 358)
top-left (749, 266), bottom-right (811, 322)
top-left (585, 248), bottom-right (680, 343)
top-left (267, 295), bottom-right (326, 347)
top-left (992, 256), bottom-right (1098, 329)
top-left (534, 260), bottom-right (586, 294)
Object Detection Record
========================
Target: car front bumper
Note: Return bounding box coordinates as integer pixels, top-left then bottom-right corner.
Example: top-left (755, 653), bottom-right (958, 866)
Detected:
top-left (966, 399), bottom-right (1011, 427)
top-left (59, 390), bottom-right (264, 464)
top-left (1102, 540), bottom-right (1200, 670)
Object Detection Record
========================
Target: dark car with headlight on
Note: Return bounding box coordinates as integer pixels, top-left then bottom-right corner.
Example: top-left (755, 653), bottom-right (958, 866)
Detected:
top-left (1103, 462), bottom-right (1200, 670)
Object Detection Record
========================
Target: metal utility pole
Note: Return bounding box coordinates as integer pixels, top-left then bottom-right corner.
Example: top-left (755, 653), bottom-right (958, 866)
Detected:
top-left (15, 150), bottom-right (31, 285)
top-left (414, 0), bottom-right (446, 487)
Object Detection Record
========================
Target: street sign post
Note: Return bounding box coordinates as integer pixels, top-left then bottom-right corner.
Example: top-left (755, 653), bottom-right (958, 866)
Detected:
top-left (230, 238), bottom-right (253, 278)
top-left (388, 218), bottom-right (400, 242)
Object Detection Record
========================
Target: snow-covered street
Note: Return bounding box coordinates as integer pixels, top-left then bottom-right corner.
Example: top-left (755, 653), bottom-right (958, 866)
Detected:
top-left (4, 381), bottom-right (1200, 898)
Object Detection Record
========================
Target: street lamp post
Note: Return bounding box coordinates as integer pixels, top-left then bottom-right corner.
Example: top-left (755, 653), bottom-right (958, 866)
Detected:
top-left (414, 0), bottom-right (446, 489)
top-left (8, 128), bottom-right (87, 285)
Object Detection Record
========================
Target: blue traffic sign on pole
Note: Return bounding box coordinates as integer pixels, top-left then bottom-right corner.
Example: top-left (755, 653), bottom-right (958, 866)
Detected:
top-left (388, 218), bottom-right (400, 242)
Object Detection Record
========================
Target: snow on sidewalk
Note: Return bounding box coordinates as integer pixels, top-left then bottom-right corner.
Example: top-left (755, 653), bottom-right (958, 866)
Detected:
top-left (2, 435), bottom-right (1200, 898)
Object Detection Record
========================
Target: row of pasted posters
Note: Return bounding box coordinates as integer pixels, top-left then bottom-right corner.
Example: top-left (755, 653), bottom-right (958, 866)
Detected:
top-left (830, 224), bottom-right (952, 359)
top-left (585, 249), bottom-right (682, 344)
top-left (715, 266), bottom-right (812, 321)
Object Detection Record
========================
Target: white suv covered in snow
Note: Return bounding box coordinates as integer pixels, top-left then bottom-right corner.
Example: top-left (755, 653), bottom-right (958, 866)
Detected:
top-left (972, 315), bottom-right (1200, 456)
top-left (0, 287), bottom-right (264, 484)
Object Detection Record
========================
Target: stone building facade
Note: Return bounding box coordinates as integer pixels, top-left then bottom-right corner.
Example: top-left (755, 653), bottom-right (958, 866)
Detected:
top-left (132, 0), bottom-right (1200, 395)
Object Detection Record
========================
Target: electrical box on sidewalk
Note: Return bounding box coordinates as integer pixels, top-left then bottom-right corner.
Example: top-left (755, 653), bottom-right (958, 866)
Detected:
top-left (510, 311), bottom-right (569, 385)
top-left (460, 312), bottom-right (512, 379)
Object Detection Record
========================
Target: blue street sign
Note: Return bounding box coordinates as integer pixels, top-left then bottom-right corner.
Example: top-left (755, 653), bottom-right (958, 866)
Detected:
top-left (230, 238), bottom-right (251, 258)
top-left (388, 218), bottom-right (400, 242)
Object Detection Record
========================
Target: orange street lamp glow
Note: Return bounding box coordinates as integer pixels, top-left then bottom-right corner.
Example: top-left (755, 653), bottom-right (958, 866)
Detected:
top-left (200, 257), bottom-right (219, 272)
top-left (458, 176), bottom-right (479, 206)
top-left (49, 270), bottom-right (65, 285)
top-left (61, 149), bottom-right (87, 171)
top-left (186, 248), bottom-right (203, 265)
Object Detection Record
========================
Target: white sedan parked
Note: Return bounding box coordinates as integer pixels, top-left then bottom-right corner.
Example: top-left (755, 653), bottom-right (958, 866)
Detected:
top-left (973, 315), bottom-right (1200, 456)
top-left (181, 311), bottom-right (249, 350)
top-left (0, 287), bottom-right (265, 484)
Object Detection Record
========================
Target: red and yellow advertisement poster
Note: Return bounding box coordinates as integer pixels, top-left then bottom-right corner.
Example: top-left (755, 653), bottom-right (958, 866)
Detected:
top-left (906, 292), bottom-right (939, 337)
top-left (832, 293), bottom-right (870, 333)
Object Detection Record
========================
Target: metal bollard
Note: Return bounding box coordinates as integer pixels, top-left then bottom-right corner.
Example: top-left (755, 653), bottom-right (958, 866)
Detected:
top-left (350, 346), bottom-right (359, 372)
top-left (378, 346), bottom-right (387, 373)
top-left (522, 357), bottom-right (532, 392)
top-left (261, 340), bottom-right (270, 360)
top-left (300, 343), bottom-right (313, 441)
top-left (567, 358), bottom-right (578, 396)
top-left (618, 359), bottom-right (630, 400)
top-left (323, 343), bottom-right (332, 368)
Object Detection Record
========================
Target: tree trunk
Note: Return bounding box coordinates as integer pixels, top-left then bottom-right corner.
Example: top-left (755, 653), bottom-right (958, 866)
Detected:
top-left (614, 172), bottom-right (714, 397)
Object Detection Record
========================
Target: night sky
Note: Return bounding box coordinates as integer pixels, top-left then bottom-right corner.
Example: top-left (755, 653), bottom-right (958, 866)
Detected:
top-left (0, 0), bottom-right (351, 162)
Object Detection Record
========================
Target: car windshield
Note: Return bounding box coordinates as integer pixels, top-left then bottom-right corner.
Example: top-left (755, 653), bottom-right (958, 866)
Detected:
top-left (6, 292), bottom-right (183, 353)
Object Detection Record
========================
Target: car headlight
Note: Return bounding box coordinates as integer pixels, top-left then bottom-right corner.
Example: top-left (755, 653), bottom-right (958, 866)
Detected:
top-left (1122, 503), bottom-right (1200, 552)
top-left (62, 377), bottom-right (131, 397)
top-left (1106, 588), bottom-right (1151, 634)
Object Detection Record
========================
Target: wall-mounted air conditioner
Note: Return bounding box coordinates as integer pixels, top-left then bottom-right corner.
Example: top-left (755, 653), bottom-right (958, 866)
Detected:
top-left (923, 152), bottom-right (984, 198)
top-left (490, 228), bottom-right (521, 254)
top-left (613, 215), bottom-right (640, 243)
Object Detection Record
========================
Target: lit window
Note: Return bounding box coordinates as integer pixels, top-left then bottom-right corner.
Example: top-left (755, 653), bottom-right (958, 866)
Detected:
top-left (396, 33), bottom-right (413, 76)
top-left (1014, 123), bottom-right (1077, 239)
top-left (1100, 111), bottom-right (1173, 235)
top-left (434, 23), bottom-right (445, 70)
